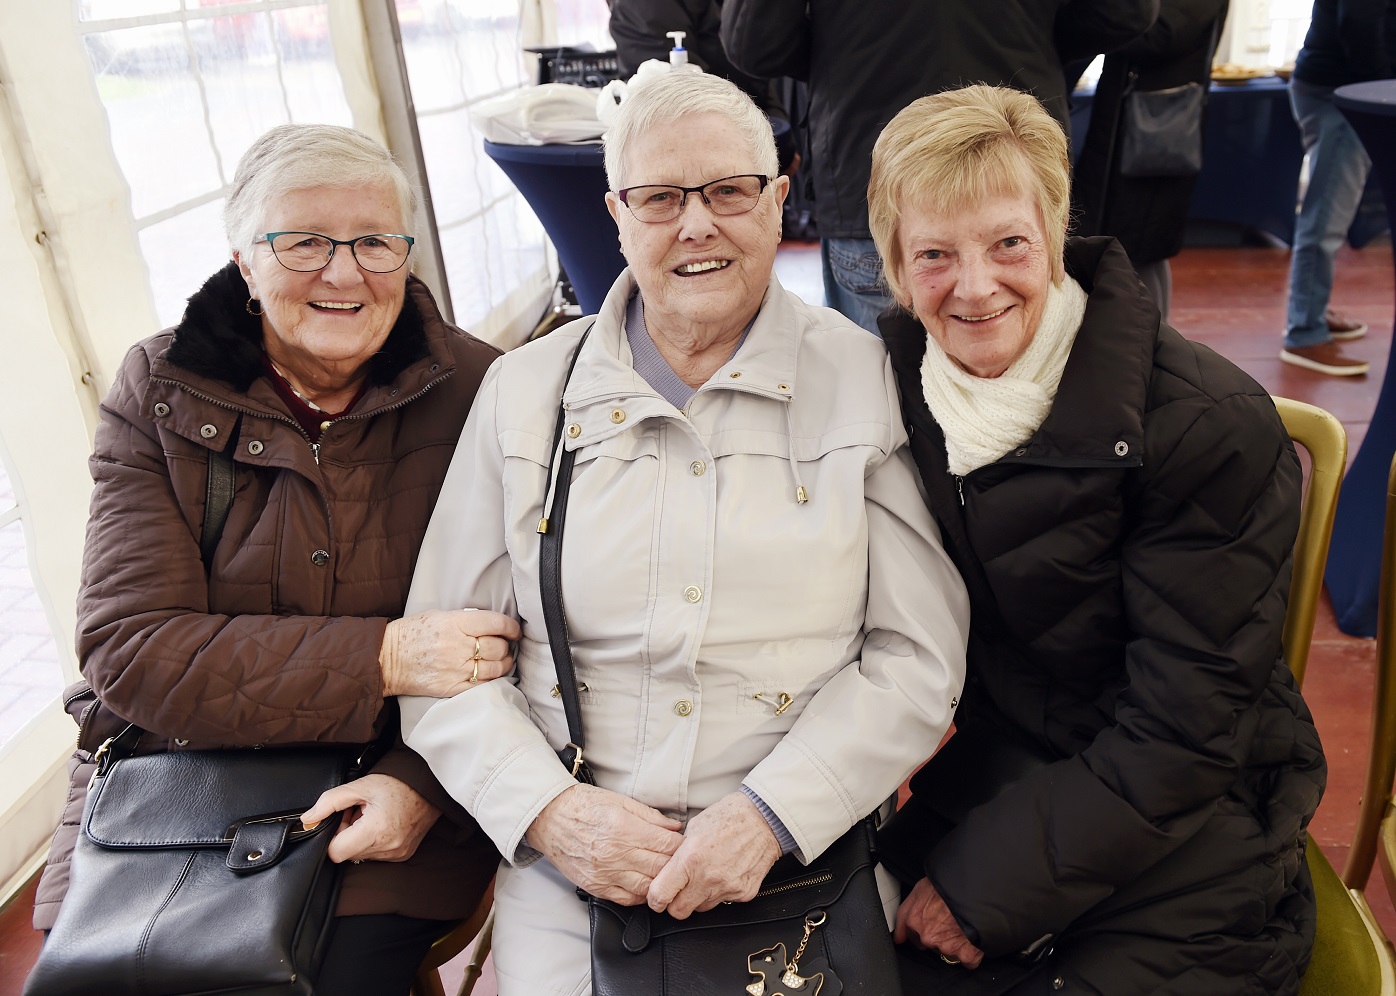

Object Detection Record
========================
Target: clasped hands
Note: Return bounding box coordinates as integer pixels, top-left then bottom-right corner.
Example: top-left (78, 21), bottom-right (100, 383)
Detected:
top-left (528, 784), bottom-right (782, 919)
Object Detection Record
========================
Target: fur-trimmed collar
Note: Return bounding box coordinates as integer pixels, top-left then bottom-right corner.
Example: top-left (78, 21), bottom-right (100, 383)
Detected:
top-left (165, 261), bottom-right (431, 393)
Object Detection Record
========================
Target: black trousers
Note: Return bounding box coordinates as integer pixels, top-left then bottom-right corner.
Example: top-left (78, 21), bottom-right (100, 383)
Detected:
top-left (316, 913), bottom-right (455, 996)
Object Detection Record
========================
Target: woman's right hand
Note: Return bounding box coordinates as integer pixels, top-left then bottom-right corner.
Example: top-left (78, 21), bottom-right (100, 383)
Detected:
top-left (527, 783), bottom-right (685, 904)
top-left (379, 609), bottom-right (521, 698)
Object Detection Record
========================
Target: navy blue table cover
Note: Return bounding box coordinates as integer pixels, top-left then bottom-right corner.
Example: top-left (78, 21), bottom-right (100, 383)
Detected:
top-left (1324, 80), bottom-right (1396, 636)
top-left (483, 139), bottom-right (626, 316)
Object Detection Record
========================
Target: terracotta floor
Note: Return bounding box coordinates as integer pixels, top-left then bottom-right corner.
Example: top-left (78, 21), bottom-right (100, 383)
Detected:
top-left (2, 239), bottom-right (1393, 995)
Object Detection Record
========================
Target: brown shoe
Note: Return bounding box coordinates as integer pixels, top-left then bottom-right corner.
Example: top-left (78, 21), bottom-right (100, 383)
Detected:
top-left (1326, 309), bottom-right (1368, 341)
top-left (1280, 341), bottom-right (1371, 376)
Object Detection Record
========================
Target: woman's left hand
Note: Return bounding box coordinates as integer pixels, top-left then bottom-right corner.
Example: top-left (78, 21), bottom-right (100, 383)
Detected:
top-left (301, 773), bottom-right (441, 864)
top-left (646, 791), bottom-right (781, 919)
top-left (894, 877), bottom-right (984, 968)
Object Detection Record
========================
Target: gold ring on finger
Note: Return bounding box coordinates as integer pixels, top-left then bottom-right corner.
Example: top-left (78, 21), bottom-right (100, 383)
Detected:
top-left (940, 954), bottom-right (960, 966)
top-left (469, 659), bottom-right (480, 684)
top-left (470, 637), bottom-right (483, 661)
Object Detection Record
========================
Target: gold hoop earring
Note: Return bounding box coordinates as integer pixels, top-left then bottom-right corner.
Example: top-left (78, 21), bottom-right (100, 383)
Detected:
top-left (245, 298), bottom-right (263, 317)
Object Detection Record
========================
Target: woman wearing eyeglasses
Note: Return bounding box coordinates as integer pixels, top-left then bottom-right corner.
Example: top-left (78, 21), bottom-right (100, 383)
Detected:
top-left (397, 71), bottom-right (970, 995)
top-left (31, 124), bottom-right (515, 995)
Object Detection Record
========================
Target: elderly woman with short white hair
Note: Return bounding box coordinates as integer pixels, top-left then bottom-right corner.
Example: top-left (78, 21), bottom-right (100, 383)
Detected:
top-left (33, 123), bottom-right (515, 995)
top-left (869, 84), bottom-right (1325, 995)
top-left (400, 70), bottom-right (970, 995)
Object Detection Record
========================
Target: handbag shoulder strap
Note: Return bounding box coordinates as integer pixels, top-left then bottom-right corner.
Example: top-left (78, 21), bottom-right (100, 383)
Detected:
top-left (538, 325), bottom-right (595, 783)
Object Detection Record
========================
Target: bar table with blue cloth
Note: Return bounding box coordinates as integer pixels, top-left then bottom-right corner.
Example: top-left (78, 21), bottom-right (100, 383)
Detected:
top-left (1325, 80), bottom-right (1396, 637)
top-left (483, 140), bottom-right (625, 316)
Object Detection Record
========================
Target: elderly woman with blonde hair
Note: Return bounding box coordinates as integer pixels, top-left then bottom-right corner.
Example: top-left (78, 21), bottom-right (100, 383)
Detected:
top-left (400, 69), bottom-right (970, 995)
top-left (870, 85), bottom-right (1325, 995)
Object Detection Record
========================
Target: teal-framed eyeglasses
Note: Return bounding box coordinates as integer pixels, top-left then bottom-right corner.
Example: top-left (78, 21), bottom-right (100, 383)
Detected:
top-left (257, 232), bottom-right (416, 273)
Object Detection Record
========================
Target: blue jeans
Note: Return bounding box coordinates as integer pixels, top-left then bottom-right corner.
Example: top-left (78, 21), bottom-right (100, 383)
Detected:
top-left (1285, 78), bottom-right (1373, 349)
top-left (821, 237), bottom-right (892, 335)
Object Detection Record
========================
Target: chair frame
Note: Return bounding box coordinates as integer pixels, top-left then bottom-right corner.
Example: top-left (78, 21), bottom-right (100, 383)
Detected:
top-left (411, 881), bottom-right (495, 996)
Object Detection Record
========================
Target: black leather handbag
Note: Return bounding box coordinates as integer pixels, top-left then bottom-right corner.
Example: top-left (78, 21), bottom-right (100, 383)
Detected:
top-left (25, 726), bottom-right (356, 996)
top-left (536, 328), bottom-right (901, 995)
top-left (1118, 81), bottom-right (1207, 179)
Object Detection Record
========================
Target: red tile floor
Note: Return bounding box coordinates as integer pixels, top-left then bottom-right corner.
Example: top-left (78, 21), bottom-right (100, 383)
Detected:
top-left (2, 239), bottom-right (1393, 994)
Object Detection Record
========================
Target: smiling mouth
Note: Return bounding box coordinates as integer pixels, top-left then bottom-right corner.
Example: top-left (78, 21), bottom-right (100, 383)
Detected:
top-left (954, 306), bottom-right (1010, 323)
top-left (310, 301), bottom-right (363, 312)
top-left (675, 259), bottom-right (730, 275)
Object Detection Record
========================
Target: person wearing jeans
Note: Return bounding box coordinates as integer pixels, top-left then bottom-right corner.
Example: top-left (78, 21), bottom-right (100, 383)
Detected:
top-left (1279, 0), bottom-right (1395, 376)
top-left (821, 237), bottom-right (889, 333)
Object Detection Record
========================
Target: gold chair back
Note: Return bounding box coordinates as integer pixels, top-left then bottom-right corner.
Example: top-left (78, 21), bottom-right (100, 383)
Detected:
top-left (1272, 398), bottom-right (1396, 995)
top-left (1274, 396), bottom-right (1347, 687)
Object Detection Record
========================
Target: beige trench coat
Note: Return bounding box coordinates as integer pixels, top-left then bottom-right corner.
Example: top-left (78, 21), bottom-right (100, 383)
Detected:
top-left (401, 272), bottom-right (969, 993)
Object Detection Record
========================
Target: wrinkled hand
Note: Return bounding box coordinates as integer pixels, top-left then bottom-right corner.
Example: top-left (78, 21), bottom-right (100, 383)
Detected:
top-left (527, 784), bottom-right (685, 905)
top-left (301, 774), bottom-right (440, 864)
top-left (894, 877), bottom-right (984, 968)
top-left (380, 609), bottom-right (521, 697)
top-left (647, 792), bottom-right (781, 919)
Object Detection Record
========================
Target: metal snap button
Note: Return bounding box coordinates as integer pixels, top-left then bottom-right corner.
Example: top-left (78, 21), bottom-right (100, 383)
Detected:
top-left (311, 549), bottom-right (330, 566)
top-left (174, 738), bottom-right (189, 746)
top-left (683, 585), bottom-right (702, 603)
top-left (1052, 977), bottom-right (1065, 990)
top-left (610, 409), bottom-right (627, 424)
top-left (1114, 441), bottom-right (1129, 457)
top-left (153, 402), bottom-right (170, 417)
top-left (247, 850), bottom-right (264, 861)
top-left (690, 461), bottom-right (706, 477)
top-left (567, 423), bottom-right (582, 439)
top-left (247, 440), bottom-right (264, 455)
top-left (950, 697), bottom-right (959, 709)
top-left (673, 700), bottom-right (693, 717)
top-left (200, 424), bottom-right (218, 439)
top-left (729, 371), bottom-right (742, 379)
top-left (319, 419), bottom-right (332, 433)
top-left (777, 383), bottom-right (788, 391)
top-left (429, 363), bottom-right (440, 373)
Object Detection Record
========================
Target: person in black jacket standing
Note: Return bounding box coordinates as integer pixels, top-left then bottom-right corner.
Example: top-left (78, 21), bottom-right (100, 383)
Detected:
top-left (869, 85), bottom-right (1324, 995)
top-left (721, 0), bottom-right (1158, 334)
top-left (1277, 0), bottom-right (1396, 377)
top-left (1072, 0), bottom-right (1229, 320)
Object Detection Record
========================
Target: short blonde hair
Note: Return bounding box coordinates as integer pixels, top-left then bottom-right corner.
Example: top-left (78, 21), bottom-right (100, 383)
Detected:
top-left (868, 85), bottom-right (1070, 305)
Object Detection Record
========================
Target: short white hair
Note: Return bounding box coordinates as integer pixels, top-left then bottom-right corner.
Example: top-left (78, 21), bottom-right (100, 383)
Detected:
top-left (223, 123), bottom-right (418, 256)
top-left (603, 71), bottom-right (778, 189)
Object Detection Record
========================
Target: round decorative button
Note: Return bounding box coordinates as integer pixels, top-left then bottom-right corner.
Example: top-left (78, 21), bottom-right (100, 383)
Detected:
top-left (153, 402), bottom-right (170, 417)
top-left (567, 423), bottom-right (582, 439)
top-left (610, 409), bottom-right (627, 424)
top-left (690, 461), bottom-right (706, 477)
top-left (319, 419), bottom-right (332, 433)
top-left (247, 440), bottom-right (264, 455)
top-left (729, 371), bottom-right (742, 379)
top-left (683, 585), bottom-right (702, 603)
top-left (1052, 977), bottom-right (1065, 991)
top-left (174, 738), bottom-right (189, 747)
top-left (1114, 441), bottom-right (1129, 456)
top-left (311, 549), bottom-right (330, 566)
top-left (777, 383), bottom-right (789, 392)
top-left (199, 424), bottom-right (218, 439)
top-left (673, 700), bottom-right (693, 717)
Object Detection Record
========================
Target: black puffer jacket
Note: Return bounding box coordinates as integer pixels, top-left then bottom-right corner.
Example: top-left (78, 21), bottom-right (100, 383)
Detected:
top-left (721, 0), bottom-right (1158, 239)
top-left (882, 238), bottom-right (1325, 992)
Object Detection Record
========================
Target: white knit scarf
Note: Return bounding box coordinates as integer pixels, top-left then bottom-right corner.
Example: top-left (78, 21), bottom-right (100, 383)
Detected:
top-left (920, 276), bottom-right (1089, 476)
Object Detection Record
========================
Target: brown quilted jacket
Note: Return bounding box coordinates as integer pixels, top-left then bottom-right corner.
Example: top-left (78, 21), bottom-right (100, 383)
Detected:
top-left (33, 262), bottom-right (502, 929)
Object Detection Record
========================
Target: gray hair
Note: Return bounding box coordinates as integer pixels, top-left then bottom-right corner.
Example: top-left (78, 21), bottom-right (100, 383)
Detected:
top-left (603, 71), bottom-right (778, 190)
top-left (223, 123), bottom-right (418, 256)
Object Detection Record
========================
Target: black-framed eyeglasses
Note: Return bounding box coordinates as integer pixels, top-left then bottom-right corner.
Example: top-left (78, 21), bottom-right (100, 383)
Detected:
top-left (615, 174), bottom-right (771, 224)
top-left (258, 232), bottom-right (416, 273)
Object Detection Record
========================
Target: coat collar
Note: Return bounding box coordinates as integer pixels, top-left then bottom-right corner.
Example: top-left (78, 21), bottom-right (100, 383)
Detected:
top-left (884, 236), bottom-right (1155, 469)
top-left (562, 268), bottom-right (803, 411)
top-left (152, 261), bottom-right (453, 418)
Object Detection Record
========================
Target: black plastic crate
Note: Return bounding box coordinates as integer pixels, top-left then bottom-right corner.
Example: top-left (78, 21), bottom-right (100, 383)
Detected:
top-left (526, 46), bottom-right (620, 88)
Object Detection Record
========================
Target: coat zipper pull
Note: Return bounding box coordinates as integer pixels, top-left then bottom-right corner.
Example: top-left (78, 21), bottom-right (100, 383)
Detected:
top-left (311, 441), bottom-right (321, 465)
top-left (955, 475), bottom-right (965, 506)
